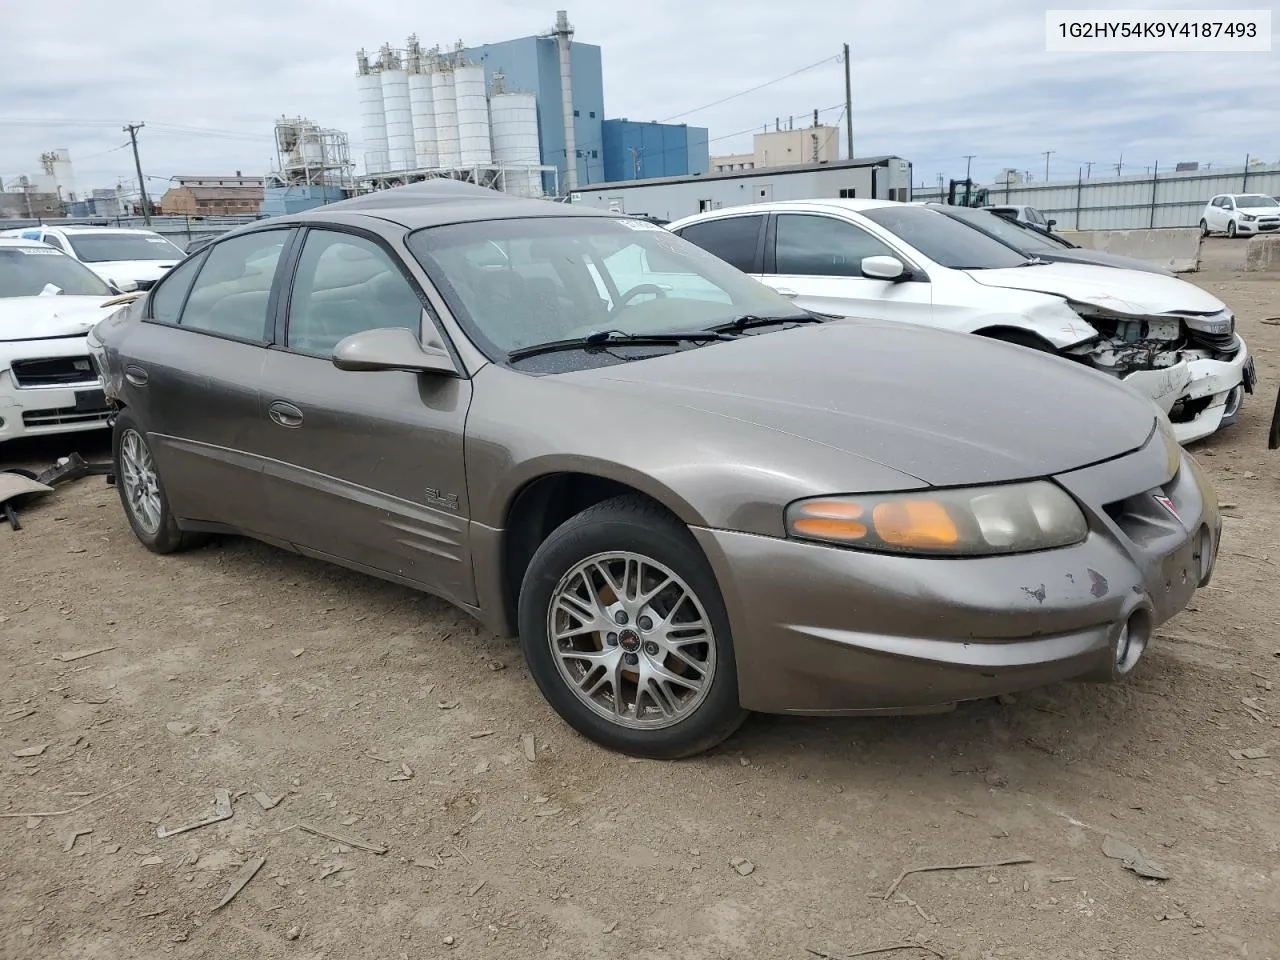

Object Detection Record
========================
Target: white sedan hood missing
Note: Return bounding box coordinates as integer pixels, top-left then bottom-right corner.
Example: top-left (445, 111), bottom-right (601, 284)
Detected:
top-left (966, 261), bottom-right (1226, 317)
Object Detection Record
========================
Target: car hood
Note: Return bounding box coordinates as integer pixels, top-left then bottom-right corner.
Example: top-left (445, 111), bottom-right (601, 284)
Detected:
top-left (1042, 248), bottom-right (1174, 277)
top-left (965, 260), bottom-right (1224, 316)
top-left (1237, 205), bottom-right (1280, 217)
top-left (562, 320), bottom-right (1156, 487)
top-left (0, 296), bottom-right (114, 342)
top-left (83, 259), bottom-right (177, 284)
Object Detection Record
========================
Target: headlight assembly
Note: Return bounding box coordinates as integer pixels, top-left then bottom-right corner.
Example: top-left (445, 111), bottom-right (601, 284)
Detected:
top-left (786, 481), bottom-right (1088, 557)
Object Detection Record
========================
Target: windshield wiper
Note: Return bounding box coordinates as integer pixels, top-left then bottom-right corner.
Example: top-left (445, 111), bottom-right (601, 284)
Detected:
top-left (506, 329), bottom-right (736, 361)
top-left (706, 313), bottom-right (828, 333)
top-left (1014, 256), bottom-right (1049, 267)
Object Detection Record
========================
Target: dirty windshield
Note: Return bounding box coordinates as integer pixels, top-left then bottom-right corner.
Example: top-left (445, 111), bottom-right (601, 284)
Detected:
top-left (1236, 194), bottom-right (1278, 207)
top-left (407, 216), bottom-right (801, 358)
top-left (0, 246), bottom-right (112, 298)
top-left (65, 232), bottom-right (184, 262)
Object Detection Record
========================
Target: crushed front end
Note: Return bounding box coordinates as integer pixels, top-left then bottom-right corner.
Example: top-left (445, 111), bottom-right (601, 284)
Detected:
top-left (1063, 304), bottom-right (1253, 444)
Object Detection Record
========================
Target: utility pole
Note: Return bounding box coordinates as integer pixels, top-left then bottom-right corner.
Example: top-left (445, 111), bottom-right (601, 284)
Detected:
top-left (842, 43), bottom-right (853, 160)
top-left (1084, 160), bottom-right (1094, 178)
top-left (1042, 150), bottom-right (1054, 182)
top-left (1114, 153), bottom-right (1124, 176)
top-left (963, 155), bottom-right (975, 181)
top-left (123, 122), bottom-right (152, 225)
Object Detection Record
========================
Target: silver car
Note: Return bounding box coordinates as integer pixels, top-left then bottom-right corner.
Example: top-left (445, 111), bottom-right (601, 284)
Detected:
top-left (88, 182), bottom-right (1222, 758)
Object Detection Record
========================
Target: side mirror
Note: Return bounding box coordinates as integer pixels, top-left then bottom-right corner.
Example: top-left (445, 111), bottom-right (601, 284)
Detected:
top-left (332, 326), bottom-right (458, 376)
top-left (861, 255), bottom-right (908, 281)
top-left (1046, 219), bottom-right (1057, 229)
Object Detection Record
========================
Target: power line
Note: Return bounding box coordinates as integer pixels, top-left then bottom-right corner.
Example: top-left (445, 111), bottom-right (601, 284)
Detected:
top-left (659, 54), bottom-right (842, 123)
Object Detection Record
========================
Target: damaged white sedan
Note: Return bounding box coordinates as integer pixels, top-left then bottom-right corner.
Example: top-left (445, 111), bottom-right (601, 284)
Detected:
top-left (0, 238), bottom-right (128, 443)
top-left (668, 199), bottom-right (1252, 444)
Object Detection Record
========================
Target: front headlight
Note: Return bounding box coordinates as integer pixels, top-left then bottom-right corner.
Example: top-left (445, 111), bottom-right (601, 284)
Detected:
top-left (1241, 214), bottom-right (1256, 222)
top-left (785, 481), bottom-right (1088, 557)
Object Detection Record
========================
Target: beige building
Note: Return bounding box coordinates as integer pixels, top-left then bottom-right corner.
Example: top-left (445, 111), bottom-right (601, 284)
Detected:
top-left (159, 173), bottom-right (264, 216)
top-left (711, 125), bottom-right (841, 174)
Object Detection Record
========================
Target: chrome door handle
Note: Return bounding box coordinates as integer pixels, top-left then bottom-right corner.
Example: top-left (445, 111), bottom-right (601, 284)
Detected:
top-left (124, 364), bottom-right (148, 387)
top-left (268, 400), bottom-right (304, 428)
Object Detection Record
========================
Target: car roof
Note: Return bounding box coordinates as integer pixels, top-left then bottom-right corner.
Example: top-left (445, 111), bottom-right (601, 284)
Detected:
top-left (265, 179), bottom-right (623, 231)
top-left (46, 225), bottom-right (167, 236)
top-left (0, 236), bottom-right (53, 249)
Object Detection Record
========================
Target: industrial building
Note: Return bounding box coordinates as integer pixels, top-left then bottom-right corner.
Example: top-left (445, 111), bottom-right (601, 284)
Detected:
top-left (710, 120), bottom-right (842, 173)
top-left (261, 117), bottom-right (356, 216)
top-left (351, 10), bottom-right (708, 199)
top-left (569, 156), bottom-right (913, 222)
top-left (159, 173), bottom-right (264, 216)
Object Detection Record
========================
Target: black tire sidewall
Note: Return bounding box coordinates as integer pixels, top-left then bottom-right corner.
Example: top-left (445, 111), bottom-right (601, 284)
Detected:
top-left (518, 500), bottom-right (745, 759)
top-left (1200, 219), bottom-right (1209, 237)
top-left (112, 410), bottom-right (184, 553)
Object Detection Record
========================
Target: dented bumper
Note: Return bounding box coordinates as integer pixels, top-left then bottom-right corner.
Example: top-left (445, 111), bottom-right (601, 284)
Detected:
top-left (692, 431), bottom-right (1219, 716)
top-left (1118, 335), bottom-right (1251, 445)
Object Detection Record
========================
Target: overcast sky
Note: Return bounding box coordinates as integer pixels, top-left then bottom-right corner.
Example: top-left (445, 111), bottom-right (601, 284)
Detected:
top-left (2, 0), bottom-right (1275, 196)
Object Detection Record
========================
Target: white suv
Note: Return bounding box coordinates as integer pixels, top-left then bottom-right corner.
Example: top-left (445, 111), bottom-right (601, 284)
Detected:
top-left (0, 225), bottom-right (184, 291)
top-left (1200, 194), bottom-right (1280, 238)
top-left (668, 198), bottom-right (1253, 444)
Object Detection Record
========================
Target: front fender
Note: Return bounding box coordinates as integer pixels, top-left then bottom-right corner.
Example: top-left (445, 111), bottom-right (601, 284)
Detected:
top-left (963, 306), bottom-right (1099, 351)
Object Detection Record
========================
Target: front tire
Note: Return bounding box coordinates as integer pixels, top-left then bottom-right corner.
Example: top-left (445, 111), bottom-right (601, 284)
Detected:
top-left (517, 495), bottom-right (747, 759)
top-left (112, 409), bottom-right (205, 554)
top-left (1227, 220), bottom-right (1238, 238)
top-left (1200, 219), bottom-right (1210, 238)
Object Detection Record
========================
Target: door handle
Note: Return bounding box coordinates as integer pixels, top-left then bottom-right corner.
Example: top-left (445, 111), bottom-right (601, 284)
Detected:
top-left (124, 364), bottom-right (148, 387)
top-left (775, 288), bottom-right (799, 299)
top-left (268, 400), bottom-right (304, 428)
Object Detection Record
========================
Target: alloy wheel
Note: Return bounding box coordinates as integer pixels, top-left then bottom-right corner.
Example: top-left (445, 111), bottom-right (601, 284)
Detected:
top-left (546, 551), bottom-right (717, 730)
top-left (119, 428), bottom-right (163, 536)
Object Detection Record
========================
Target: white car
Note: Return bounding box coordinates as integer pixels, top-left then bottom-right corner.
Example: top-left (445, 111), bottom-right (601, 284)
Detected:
top-left (0, 238), bottom-right (124, 442)
top-left (667, 199), bottom-right (1253, 444)
top-left (0, 225), bottom-right (184, 291)
top-left (1200, 194), bottom-right (1280, 238)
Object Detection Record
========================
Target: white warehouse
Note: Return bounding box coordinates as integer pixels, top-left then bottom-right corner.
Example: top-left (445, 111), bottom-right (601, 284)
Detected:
top-left (568, 156), bottom-right (913, 221)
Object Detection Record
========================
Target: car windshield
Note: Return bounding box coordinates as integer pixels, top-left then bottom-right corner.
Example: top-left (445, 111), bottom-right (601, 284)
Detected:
top-left (933, 207), bottom-right (1064, 251)
top-left (1235, 194), bottom-right (1278, 208)
top-left (65, 232), bottom-right (184, 262)
top-left (860, 205), bottom-right (1032, 269)
top-left (407, 216), bottom-right (804, 359)
top-left (0, 246), bottom-right (113, 298)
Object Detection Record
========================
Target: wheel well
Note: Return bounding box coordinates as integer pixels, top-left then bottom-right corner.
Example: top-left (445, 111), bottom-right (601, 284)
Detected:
top-left (501, 473), bottom-right (670, 631)
top-left (974, 325), bottom-right (1057, 352)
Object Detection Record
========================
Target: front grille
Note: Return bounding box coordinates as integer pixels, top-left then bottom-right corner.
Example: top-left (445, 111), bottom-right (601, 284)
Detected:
top-left (1102, 475), bottom-right (1184, 547)
top-left (1187, 329), bottom-right (1239, 353)
top-left (10, 355), bottom-right (98, 387)
top-left (1259, 222), bottom-right (1279, 232)
top-left (23, 404), bottom-right (111, 428)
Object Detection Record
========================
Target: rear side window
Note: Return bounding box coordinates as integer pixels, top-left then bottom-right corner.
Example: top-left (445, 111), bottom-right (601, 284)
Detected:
top-left (148, 251), bottom-right (207, 324)
top-left (178, 231), bottom-right (290, 341)
top-left (674, 216), bottom-right (764, 272)
top-left (42, 234), bottom-right (68, 253)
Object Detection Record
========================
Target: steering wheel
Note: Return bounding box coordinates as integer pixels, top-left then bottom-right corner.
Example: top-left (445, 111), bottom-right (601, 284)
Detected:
top-left (611, 283), bottom-right (668, 313)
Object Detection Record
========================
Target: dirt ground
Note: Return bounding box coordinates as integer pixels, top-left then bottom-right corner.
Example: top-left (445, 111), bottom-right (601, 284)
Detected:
top-left (2, 237), bottom-right (1278, 960)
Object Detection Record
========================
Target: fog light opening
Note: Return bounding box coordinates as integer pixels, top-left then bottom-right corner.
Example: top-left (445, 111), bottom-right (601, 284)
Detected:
top-left (1116, 609), bottom-right (1152, 675)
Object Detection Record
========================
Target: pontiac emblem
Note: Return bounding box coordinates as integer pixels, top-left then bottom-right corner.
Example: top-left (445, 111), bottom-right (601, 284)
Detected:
top-left (1153, 495), bottom-right (1181, 522)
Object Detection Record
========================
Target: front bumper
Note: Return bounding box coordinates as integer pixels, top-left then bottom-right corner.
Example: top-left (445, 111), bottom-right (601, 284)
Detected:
top-left (1235, 219), bottom-right (1280, 235)
top-left (0, 339), bottom-right (111, 443)
top-left (693, 435), bottom-right (1219, 716)
top-left (1121, 336), bottom-right (1252, 445)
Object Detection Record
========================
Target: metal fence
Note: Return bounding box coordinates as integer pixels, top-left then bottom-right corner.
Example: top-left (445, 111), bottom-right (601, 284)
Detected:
top-left (911, 161), bottom-right (1280, 230)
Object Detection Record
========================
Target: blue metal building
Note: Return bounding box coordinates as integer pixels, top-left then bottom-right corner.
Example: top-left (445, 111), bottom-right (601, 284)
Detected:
top-left (460, 35), bottom-right (605, 190)
top-left (601, 120), bottom-right (709, 182)
top-left (260, 185), bottom-right (348, 217)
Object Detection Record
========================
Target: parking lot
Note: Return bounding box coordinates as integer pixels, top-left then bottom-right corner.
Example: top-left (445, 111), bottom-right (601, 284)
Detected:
top-left (2, 237), bottom-right (1278, 960)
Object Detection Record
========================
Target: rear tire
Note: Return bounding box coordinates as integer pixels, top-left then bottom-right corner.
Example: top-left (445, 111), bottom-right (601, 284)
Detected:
top-left (112, 409), bottom-right (206, 555)
top-left (517, 494), bottom-right (747, 759)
